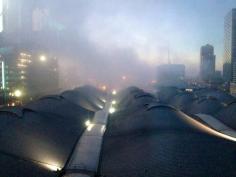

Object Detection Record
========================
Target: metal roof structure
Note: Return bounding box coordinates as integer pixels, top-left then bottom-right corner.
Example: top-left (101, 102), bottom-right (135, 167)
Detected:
top-left (0, 86), bottom-right (105, 177)
top-left (157, 87), bottom-right (180, 103)
top-left (194, 88), bottom-right (235, 104)
top-left (0, 86), bottom-right (236, 177)
top-left (215, 102), bottom-right (236, 129)
top-left (55, 85), bottom-right (107, 112)
top-left (189, 97), bottom-right (223, 115)
top-left (156, 86), bottom-right (236, 131)
top-left (25, 95), bottom-right (94, 120)
top-left (170, 92), bottom-right (196, 112)
top-left (156, 87), bottom-right (231, 116)
top-left (99, 88), bottom-right (236, 177)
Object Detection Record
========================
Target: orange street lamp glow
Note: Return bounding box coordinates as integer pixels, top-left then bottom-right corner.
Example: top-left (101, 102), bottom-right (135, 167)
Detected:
top-left (101, 85), bottom-right (107, 91)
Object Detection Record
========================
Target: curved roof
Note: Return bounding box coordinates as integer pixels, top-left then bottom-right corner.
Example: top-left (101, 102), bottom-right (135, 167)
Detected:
top-left (194, 89), bottom-right (235, 104)
top-left (25, 95), bottom-right (93, 119)
top-left (0, 86), bottom-right (101, 176)
top-left (0, 109), bottom-right (84, 175)
top-left (74, 85), bottom-right (106, 102)
top-left (215, 103), bottom-right (236, 129)
top-left (100, 100), bottom-right (236, 177)
top-left (61, 86), bottom-right (106, 112)
top-left (157, 87), bottom-right (180, 103)
top-left (1, 85), bottom-right (236, 176)
top-left (189, 97), bottom-right (223, 115)
top-left (61, 90), bottom-right (103, 112)
top-left (0, 153), bottom-right (57, 177)
top-left (157, 87), bottom-right (230, 116)
top-left (170, 92), bottom-right (196, 112)
top-left (106, 102), bottom-right (192, 136)
top-left (117, 88), bottom-right (146, 109)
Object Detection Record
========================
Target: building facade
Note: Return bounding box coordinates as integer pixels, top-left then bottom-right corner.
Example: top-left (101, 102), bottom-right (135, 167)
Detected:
top-left (200, 44), bottom-right (216, 82)
top-left (0, 0), bottom-right (61, 105)
top-left (2, 0), bottom-right (35, 36)
top-left (223, 9), bottom-right (236, 82)
top-left (223, 9), bottom-right (236, 95)
top-left (0, 49), bottom-right (59, 105)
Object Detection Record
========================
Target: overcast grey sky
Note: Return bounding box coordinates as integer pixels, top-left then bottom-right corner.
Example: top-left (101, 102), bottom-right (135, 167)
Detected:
top-left (41, 0), bottom-right (236, 88)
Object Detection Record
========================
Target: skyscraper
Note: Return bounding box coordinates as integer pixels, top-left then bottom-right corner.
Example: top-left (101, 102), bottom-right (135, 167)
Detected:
top-left (223, 9), bottom-right (236, 82)
top-left (200, 44), bottom-right (216, 81)
top-left (223, 9), bottom-right (236, 95)
top-left (4, 0), bottom-right (27, 33)
top-left (0, 50), bottom-right (59, 105)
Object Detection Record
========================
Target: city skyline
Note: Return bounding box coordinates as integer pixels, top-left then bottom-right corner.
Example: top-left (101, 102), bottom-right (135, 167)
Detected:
top-left (51, 2), bottom-right (233, 62)
top-left (2, 1), bottom-right (236, 176)
top-left (1, 0), bottom-right (236, 87)
top-left (41, 0), bottom-right (236, 86)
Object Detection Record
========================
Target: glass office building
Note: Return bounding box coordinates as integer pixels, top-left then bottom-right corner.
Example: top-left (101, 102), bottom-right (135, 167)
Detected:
top-left (224, 9), bottom-right (236, 82)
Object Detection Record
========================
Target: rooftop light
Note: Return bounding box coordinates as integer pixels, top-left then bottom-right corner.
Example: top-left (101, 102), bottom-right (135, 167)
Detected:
top-left (87, 124), bottom-right (95, 131)
top-left (112, 90), bottom-right (117, 95)
top-left (44, 164), bottom-right (61, 171)
top-left (109, 107), bottom-right (116, 114)
top-left (85, 120), bottom-right (91, 127)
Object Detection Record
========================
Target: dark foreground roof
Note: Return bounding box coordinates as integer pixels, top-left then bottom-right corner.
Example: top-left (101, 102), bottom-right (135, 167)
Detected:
top-left (1, 86), bottom-right (236, 177)
top-left (99, 88), bottom-right (236, 177)
top-left (157, 87), bottom-right (236, 130)
top-left (215, 102), bottom-right (236, 129)
top-left (0, 86), bottom-right (104, 177)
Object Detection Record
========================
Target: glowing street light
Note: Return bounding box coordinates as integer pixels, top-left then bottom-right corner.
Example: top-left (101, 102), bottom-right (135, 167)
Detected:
top-left (112, 100), bottom-right (117, 105)
top-left (84, 120), bottom-right (95, 131)
top-left (151, 80), bottom-right (157, 84)
top-left (87, 124), bottom-right (95, 131)
top-left (101, 85), bottom-right (107, 91)
top-left (39, 55), bottom-right (47, 62)
top-left (14, 89), bottom-right (22, 98)
top-left (122, 75), bottom-right (127, 80)
top-left (109, 107), bottom-right (116, 114)
top-left (112, 90), bottom-right (117, 95)
top-left (85, 120), bottom-right (91, 127)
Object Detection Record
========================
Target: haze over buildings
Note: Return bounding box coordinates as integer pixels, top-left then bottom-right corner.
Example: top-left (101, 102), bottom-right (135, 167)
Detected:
top-left (0, 0), bottom-right (234, 90)
top-left (156, 64), bottom-right (186, 88)
top-left (200, 44), bottom-right (216, 81)
top-left (2, 1), bottom-right (236, 176)
top-left (0, 0), bottom-right (234, 89)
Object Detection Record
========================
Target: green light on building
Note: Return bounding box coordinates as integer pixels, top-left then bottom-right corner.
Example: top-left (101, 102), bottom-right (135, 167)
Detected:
top-left (1, 61), bottom-right (5, 89)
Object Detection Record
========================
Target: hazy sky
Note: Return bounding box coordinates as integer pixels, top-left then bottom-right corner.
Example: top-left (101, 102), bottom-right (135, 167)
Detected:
top-left (42, 0), bottom-right (236, 88)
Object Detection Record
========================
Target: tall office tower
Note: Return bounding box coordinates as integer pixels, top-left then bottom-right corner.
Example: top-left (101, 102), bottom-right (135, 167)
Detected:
top-left (200, 44), bottom-right (216, 81)
top-left (223, 9), bottom-right (236, 95)
top-left (224, 9), bottom-right (236, 82)
top-left (0, 51), bottom-right (59, 105)
top-left (3, 0), bottom-right (35, 39)
top-left (16, 52), bottom-right (59, 99)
